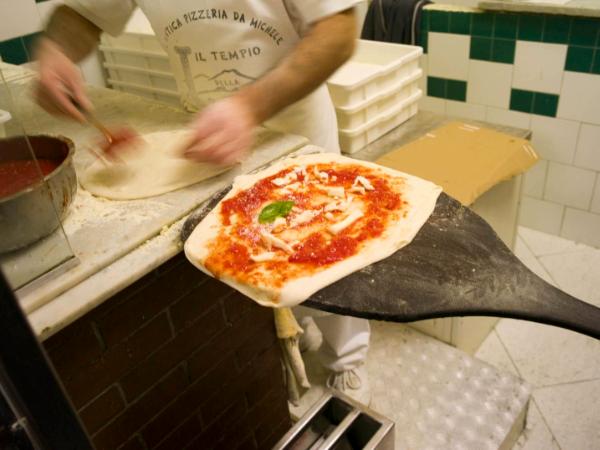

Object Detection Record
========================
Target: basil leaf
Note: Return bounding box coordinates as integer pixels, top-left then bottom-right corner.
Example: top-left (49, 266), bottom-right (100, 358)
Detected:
top-left (259, 201), bottom-right (295, 224)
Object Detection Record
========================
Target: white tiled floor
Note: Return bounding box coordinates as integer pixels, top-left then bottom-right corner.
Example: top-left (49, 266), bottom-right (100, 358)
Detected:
top-left (475, 226), bottom-right (600, 450)
top-left (290, 226), bottom-right (600, 449)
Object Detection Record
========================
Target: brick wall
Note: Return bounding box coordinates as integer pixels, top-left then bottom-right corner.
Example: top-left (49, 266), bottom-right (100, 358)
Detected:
top-left (43, 253), bottom-right (291, 450)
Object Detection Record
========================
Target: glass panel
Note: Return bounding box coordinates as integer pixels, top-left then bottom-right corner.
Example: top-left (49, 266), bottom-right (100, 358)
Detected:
top-left (0, 64), bottom-right (77, 291)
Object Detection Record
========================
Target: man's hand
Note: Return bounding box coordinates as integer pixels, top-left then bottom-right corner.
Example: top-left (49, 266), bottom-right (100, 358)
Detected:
top-left (183, 95), bottom-right (258, 165)
top-left (33, 6), bottom-right (101, 121)
top-left (34, 38), bottom-right (91, 122)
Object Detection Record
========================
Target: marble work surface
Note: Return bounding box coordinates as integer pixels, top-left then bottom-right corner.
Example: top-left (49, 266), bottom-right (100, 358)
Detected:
top-left (0, 64), bottom-right (307, 338)
top-left (2, 62), bottom-right (529, 340)
top-left (479, 0), bottom-right (600, 18)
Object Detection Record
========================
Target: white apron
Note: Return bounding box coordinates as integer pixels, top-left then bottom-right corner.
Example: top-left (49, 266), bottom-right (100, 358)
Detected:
top-left (135, 0), bottom-right (340, 152)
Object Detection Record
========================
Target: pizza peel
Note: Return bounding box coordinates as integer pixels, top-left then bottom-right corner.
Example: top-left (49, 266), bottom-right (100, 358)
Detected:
top-left (181, 189), bottom-right (600, 341)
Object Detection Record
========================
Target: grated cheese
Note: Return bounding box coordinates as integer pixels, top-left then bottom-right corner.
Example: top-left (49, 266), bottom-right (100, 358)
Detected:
top-left (328, 209), bottom-right (364, 234)
top-left (250, 252), bottom-right (276, 262)
top-left (290, 209), bottom-right (319, 227)
top-left (272, 217), bottom-right (287, 230)
top-left (272, 171), bottom-right (298, 186)
top-left (355, 176), bottom-right (374, 190)
top-left (349, 186), bottom-right (366, 194)
top-left (260, 230), bottom-right (295, 254)
top-left (326, 186), bottom-right (345, 198)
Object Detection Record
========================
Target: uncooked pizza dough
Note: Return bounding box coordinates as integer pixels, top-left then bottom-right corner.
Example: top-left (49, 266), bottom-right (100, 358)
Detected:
top-left (185, 153), bottom-right (442, 308)
top-left (79, 130), bottom-right (232, 200)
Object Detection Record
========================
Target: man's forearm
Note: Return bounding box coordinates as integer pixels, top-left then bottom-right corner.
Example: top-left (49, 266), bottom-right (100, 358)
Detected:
top-left (44, 5), bottom-right (102, 62)
top-left (237, 9), bottom-right (357, 124)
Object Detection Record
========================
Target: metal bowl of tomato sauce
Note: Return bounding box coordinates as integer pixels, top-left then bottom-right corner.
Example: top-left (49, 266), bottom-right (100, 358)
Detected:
top-left (0, 135), bottom-right (77, 252)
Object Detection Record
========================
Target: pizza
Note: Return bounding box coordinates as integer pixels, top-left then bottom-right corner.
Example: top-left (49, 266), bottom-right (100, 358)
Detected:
top-left (184, 153), bottom-right (442, 308)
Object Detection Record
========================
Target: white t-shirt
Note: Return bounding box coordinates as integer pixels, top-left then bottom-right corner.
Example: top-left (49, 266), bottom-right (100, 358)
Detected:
top-left (66, 0), bottom-right (360, 152)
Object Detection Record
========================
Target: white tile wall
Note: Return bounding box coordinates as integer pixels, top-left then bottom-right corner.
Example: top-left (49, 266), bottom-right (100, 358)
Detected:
top-left (519, 196), bottom-right (564, 235)
top-left (37, 0), bottom-right (63, 26)
top-left (427, 32), bottom-right (470, 80)
top-left (0, 0), bottom-right (42, 41)
top-left (558, 72), bottom-right (600, 126)
top-left (530, 115), bottom-right (580, 164)
top-left (467, 60), bottom-right (513, 108)
top-left (485, 107), bottom-right (531, 129)
top-left (421, 23), bottom-right (600, 248)
top-left (544, 162), bottom-right (596, 209)
top-left (562, 208), bottom-right (600, 247)
top-left (592, 178), bottom-right (600, 214)
top-left (513, 41), bottom-right (567, 94)
top-left (522, 160), bottom-right (548, 198)
top-left (420, 96), bottom-right (446, 114)
top-left (575, 124), bottom-right (600, 172)
top-left (445, 100), bottom-right (486, 120)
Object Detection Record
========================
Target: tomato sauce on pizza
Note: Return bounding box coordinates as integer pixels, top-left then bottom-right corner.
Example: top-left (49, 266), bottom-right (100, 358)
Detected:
top-left (203, 161), bottom-right (408, 294)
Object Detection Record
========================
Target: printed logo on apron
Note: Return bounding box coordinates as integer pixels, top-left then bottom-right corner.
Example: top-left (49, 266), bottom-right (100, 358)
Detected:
top-left (135, 0), bottom-right (340, 151)
top-left (137, 1), bottom-right (299, 110)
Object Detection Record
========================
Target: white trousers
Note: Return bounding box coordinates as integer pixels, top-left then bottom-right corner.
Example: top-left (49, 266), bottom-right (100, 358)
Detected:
top-left (282, 100), bottom-right (370, 373)
top-left (295, 306), bottom-right (370, 372)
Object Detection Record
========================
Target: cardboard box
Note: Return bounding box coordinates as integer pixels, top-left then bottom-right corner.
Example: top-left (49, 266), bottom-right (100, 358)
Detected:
top-left (376, 121), bottom-right (538, 354)
top-left (376, 121), bottom-right (538, 206)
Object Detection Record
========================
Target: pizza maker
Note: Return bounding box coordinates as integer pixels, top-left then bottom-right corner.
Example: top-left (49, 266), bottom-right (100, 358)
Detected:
top-left (181, 177), bottom-right (600, 342)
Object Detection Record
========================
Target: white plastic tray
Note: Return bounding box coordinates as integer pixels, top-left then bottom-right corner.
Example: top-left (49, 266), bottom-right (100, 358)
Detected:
top-left (338, 90), bottom-right (422, 154)
top-left (106, 78), bottom-right (181, 108)
top-left (101, 32), bottom-right (165, 54)
top-left (327, 40), bottom-right (422, 110)
top-left (335, 69), bottom-right (422, 130)
top-left (99, 45), bottom-right (172, 73)
top-left (104, 63), bottom-right (178, 92)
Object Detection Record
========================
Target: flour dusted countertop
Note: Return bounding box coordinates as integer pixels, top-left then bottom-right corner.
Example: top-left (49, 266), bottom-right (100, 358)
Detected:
top-left (0, 64), bottom-right (307, 339)
top-left (1, 64), bottom-right (530, 341)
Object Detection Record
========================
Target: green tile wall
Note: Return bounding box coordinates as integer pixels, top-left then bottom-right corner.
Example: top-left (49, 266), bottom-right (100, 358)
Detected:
top-left (510, 89), bottom-right (559, 117)
top-left (470, 36), bottom-right (515, 64)
top-left (0, 32), bottom-right (42, 65)
top-left (564, 46), bottom-right (600, 74)
top-left (570, 17), bottom-right (599, 46)
top-left (430, 10), bottom-right (450, 33)
top-left (449, 12), bottom-right (471, 35)
top-left (517, 14), bottom-right (544, 41)
top-left (543, 15), bottom-right (570, 44)
top-left (419, 9), bottom-right (588, 47)
top-left (565, 46), bottom-right (594, 72)
top-left (0, 37), bottom-right (29, 65)
top-left (494, 14), bottom-right (518, 40)
top-left (470, 37), bottom-right (492, 61)
top-left (419, 9), bottom-right (600, 116)
top-left (472, 13), bottom-right (493, 37)
top-left (427, 76), bottom-right (467, 101)
top-left (592, 53), bottom-right (600, 74)
top-left (492, 39), bottom-right (516, 64)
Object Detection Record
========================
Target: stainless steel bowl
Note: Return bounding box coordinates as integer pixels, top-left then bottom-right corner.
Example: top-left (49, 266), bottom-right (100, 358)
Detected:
top-left (0, 135), bottom-right (77, 252)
